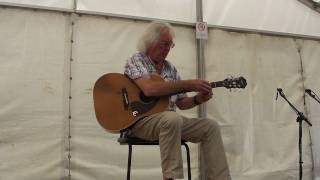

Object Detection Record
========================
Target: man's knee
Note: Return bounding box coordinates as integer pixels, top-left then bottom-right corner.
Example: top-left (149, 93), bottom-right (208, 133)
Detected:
top-left (159, 111), bottom-right (183, 129)
top-left (204, 118), bottom-right (220, 132)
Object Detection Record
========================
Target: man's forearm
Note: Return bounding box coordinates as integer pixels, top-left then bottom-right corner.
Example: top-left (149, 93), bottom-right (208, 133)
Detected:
top-left (134, 77), bottom-right (211, 97)
top-left (143, 80), bottom-right (191, 97)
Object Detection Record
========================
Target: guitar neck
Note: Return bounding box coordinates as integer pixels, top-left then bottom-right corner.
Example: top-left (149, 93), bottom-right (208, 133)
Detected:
top-left (210, 81), bottom-right (225, 88)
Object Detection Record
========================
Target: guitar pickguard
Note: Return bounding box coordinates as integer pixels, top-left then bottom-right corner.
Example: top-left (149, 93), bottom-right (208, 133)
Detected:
top-left (130, 99), bottom-right (160, 117)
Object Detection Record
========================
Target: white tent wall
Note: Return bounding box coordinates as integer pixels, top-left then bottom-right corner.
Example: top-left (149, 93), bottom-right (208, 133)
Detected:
top-left (300, 40), bottom-right (320, 180)
top-left (75, 0), bottom-right (320, 38)
top-left (205, 30), bottom-right (314, 180)
top-left (1, 4), bottom-right (320, 180)
top-left (0, 7), bottom-right (71, 180)
top-left (76, 0), bottom-right (196, 23)
top-left (0, 0), bottom-right (74, 11)
top-left (70, 16), bottom-right (199, 179)
top-left (203, 0), bottom-right (320, 38)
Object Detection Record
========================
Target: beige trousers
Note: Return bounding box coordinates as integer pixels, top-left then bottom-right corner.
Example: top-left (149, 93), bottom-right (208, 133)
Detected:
top-left (127, 111), bottom-right (231, 180)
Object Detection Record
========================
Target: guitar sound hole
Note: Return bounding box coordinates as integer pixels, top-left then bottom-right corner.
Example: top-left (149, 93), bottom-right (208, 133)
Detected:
top-left (139, 92), bottom-right (156, 103)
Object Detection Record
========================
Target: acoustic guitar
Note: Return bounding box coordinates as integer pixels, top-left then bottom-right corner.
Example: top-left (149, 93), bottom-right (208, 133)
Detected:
top-left (93, 73), bottom-right (247, 133)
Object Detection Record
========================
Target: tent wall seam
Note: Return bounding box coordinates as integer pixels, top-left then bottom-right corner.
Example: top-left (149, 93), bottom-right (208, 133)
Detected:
top-left (295, 39), bottom-right (315, 179)
top-left (65, 13), bottom-right (76, 180)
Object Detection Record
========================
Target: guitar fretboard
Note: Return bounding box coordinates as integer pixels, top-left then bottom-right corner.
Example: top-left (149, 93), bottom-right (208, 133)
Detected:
top-left (210, 81), bottom-right (225, 88)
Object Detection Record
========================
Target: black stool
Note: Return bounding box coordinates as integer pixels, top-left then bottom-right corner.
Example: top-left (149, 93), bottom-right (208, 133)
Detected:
top-left (118, 132), bottom-right (191, 180)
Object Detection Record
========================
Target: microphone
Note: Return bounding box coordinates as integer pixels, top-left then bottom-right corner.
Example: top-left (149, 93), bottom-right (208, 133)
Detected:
top-left (305, 88), bottom-right (320, 104)
top-left (305, 89), bottom-right (312, 95)
top-left (276, 88), bottom-right (282, 100)
top-left (305, 89), bottom-right (315, 99)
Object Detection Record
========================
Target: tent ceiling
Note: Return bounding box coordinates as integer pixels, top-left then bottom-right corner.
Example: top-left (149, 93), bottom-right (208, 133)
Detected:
top-left (1, 0), bottom-right (320, 38)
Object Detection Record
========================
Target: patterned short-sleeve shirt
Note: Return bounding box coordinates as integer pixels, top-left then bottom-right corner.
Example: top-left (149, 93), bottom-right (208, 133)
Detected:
top-left (124, 52), bottom-right (187, 111)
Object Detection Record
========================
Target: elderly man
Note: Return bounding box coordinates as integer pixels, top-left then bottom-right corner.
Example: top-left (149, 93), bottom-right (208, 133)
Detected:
top-left (124, 21), bottom-right (231, 180)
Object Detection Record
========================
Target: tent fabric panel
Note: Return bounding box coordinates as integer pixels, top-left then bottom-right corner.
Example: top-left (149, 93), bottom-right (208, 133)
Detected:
top-left (205, 29), bottom-right (313, 180)
top-left (0, 8), bottom-right (70, 180)
top-left (300, 39), bottom-right (320, 180)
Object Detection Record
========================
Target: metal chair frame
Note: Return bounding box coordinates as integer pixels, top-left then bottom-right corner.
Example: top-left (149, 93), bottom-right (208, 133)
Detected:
top-left (118, 132), bottom-right (191, 180)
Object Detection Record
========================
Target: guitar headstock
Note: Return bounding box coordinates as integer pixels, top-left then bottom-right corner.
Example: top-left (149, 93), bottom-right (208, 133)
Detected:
top-left (222, 76), bottom-right (247, 89)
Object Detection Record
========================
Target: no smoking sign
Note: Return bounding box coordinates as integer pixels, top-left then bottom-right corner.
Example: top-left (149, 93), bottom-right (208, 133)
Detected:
top-left (196, 21), bottom-right (208, 40)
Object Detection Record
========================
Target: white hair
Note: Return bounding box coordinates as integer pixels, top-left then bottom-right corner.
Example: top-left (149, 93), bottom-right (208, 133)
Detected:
top-left (137, 21), bottom-right (175, 53)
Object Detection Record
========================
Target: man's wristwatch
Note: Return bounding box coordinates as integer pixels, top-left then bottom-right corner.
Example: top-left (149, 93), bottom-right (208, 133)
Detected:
top-left (193, 95), bottom-right (201, 105)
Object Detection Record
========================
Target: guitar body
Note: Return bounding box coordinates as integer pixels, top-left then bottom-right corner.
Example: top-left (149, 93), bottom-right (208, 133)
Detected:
top-left (93, 73), bottom-right (169, 133)
top-left (93, 73), bottom-right (247, 133)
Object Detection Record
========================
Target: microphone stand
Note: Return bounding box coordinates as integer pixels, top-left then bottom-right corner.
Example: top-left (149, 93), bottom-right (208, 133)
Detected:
top-left (276, 88), bottom-right (312, 180)
top-left (305, 89), bottom-right (320, 104)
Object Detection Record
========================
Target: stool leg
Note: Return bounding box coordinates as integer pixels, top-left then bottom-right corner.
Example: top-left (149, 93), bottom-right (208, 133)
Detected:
top-left (127, 144), bottom-right (132, 180)
top-left (183, 142), bottom-right (191, 180)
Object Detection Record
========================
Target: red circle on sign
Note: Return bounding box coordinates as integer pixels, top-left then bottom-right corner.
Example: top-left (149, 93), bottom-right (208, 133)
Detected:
top-left (197, 23), bottom-right (206, 31)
